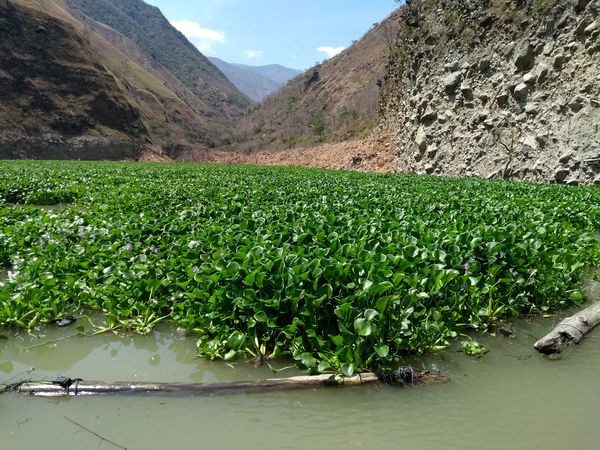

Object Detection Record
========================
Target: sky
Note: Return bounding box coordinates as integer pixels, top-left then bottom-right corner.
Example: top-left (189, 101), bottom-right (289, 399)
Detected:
top-left (145, 0), bottom-right (400, 70)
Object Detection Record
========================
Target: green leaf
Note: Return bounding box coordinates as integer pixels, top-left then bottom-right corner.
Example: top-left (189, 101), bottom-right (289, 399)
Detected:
top-left (254, 311), bottom-right (268, 322)
top-left (353, 318), bottom-right (372, 336)
top-left (330, 335), bottom-right (344, 347)
top-left (244, 272), bottom-right (256, 286)
top-left (374, 344), bottom-right (389, 358)
top-left (364, 309), bottom-right (378, 321)
top-left (226, 262), bottom-right (241, 276)
top-left (224, 350), bottom-right (238, 361)
top-left (361, 279), bottom-right (373, 291)
top-left (341, 363), bottom-right (355, 377)
top-left (227, 331), bottom-right (245, 351)
top-left (370, 281), bottom-right (393, 295)
top-left (570, 290), bottom-right (584, 302)
top-left (477, 308), bottom-right (489, 317)
top-left (317, 360), bottom-right (331, 373)
top-left (334, 303), bottom-right (352, 321)
top-left (301, 352), bottom-right (317, 369)
top-left (460, 340), bottom-right (487, 356)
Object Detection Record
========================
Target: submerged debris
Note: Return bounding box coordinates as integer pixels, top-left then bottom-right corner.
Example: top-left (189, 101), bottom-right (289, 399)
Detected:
top-left (10, 368), bottom-right (446, 398)
top-left (54, 317), bottom-right (76, 327)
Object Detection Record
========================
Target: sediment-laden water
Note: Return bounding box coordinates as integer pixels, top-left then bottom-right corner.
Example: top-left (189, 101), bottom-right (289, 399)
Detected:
top-left (1, 311), bottom-right (599, 450)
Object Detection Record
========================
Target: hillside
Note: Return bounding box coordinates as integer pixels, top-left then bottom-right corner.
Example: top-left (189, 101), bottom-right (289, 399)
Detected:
top-left (209, 58), bottom-right (301, 102)
top-left (229, 9), bottom-right (402, 152)
top-left (64, 0), bottom-right (251, 119)
top-left (380, 0), bottom-right (600, 184)
top-left (2, 0), bottom-right (252, 158)
top-left (0, 0), bottom-right (145, 159)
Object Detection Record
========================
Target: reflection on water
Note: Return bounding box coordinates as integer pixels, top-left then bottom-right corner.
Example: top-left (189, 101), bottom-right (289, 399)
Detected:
top-left (1, 313), bottom-right (600, 450)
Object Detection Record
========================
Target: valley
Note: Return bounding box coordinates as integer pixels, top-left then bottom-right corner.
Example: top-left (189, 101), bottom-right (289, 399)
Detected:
top-left (1, 3), bottom-right (599, 448)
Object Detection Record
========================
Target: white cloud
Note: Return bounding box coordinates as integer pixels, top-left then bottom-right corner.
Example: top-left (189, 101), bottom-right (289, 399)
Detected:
top-left (245, 50), bottom-right (262, 59)
top-left (317, 45), bottom-right (346, 59)
top-left (170, 20), bottom-right (225, 52)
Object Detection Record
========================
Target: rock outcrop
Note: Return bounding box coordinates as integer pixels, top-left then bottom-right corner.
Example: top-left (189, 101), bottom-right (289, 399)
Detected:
top-left (381, 0), bottom-right (600, 184)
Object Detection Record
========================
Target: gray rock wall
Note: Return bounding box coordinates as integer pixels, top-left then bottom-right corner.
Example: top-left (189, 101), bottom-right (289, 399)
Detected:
top-left (381, 0), bottom-right (599, 184)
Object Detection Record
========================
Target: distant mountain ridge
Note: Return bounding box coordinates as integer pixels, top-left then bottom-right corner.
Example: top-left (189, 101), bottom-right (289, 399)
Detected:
top-left (209, 58), bottom-right (302, 102)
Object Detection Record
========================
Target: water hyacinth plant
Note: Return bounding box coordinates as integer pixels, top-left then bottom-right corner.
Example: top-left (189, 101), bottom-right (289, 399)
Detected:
top-left (0, 161), bottom-right (598, 374)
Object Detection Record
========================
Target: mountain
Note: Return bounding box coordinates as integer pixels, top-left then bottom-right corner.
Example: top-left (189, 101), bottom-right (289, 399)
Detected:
top-left (64, 0), bottom-right (251, 120)
top-left (228, 9), bottom-right (402, 152)
top-left (0, 0), bottom-right (145, 159)
top-left (1, 0), bottom-right (252, 159)
top-left (209, 58), bottom-right (301, 102)
top-left (379, 0), bottom-right (600, 184)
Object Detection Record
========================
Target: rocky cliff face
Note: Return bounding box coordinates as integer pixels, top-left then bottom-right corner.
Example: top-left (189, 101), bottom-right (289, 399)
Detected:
top-left (381, 0), bottom-right (599, 184)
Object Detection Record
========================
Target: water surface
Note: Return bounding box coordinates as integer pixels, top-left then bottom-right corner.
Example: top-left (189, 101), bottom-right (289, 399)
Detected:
top-left (1, 313), bottom-right (599, 450)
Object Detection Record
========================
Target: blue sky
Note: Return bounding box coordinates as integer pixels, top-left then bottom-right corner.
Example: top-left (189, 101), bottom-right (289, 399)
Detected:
top-left (145, 0), bottom-right (400, 70)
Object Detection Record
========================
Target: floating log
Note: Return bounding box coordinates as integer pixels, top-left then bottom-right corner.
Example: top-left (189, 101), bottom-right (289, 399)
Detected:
top-left (534, 301), bottom-right (600, 354)
top-left (14, 368), bottom-right (445, 398)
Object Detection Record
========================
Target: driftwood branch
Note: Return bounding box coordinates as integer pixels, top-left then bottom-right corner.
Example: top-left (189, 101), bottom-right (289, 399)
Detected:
top-left (22, 333), bottom-right (84, 351)
top-left (14, 368), bottom-right (445, 398)
top-left (534, 301), bottom-right (600, 354)
top-left (64, 416), bottom-right (127, 450)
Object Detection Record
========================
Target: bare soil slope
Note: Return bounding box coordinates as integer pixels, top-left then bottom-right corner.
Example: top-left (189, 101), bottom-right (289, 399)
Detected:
top-left (170, 126), bottom-right (397, 173)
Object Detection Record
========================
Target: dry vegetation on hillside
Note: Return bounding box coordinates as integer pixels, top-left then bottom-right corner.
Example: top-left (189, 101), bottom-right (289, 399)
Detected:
top-left (229, 9), bottom-right (403, 153)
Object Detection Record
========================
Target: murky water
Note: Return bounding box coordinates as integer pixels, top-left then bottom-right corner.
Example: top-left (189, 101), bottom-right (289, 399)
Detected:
top-left (1, 310), bottom-right (599, 450)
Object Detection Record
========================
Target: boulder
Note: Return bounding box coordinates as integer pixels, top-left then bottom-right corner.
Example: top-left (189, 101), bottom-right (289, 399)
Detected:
top-left (523, 72), bottom-right (536, 85)
top-left (443, 71), bottom-right (463, 94)
top-left (553, 53), bottom-right (566, 69)
top-left (460, 82), bottom-right (473, 100)
top-left (554, 167), bottom-right (570, 182)
top-left (496, 92), bottom-right (510, 107)
top-left (420, 107), bottom-right (438, 124)
top-left (575, 19), bottom-right (592, 38)
top-left (514, 40), bottom-right (535, 71)
top-left (522, 135), bottom-right (539, 152)
top-left (415, 127), bottom-right (428, 152)
top-left (584, 21), bottom-right (598, 36)
top-left (525, 103), bottom-right (539, 115)
top-left (444, 60), bottom-right (460, 72)
top-left (427, 144), bottom-right (438, 158)
top-left (573, 0), bottom-right (591, 13)
top-left (479, 58), bottom-right (491, 72)
top-left (513, 83), bottom-right (529, 102)
top-left (536, 63), bottom-right (550, 84)
top-left (568, 95), bottom-right (585, 112)
top-left (559, 151), bottom-right (573, 164)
